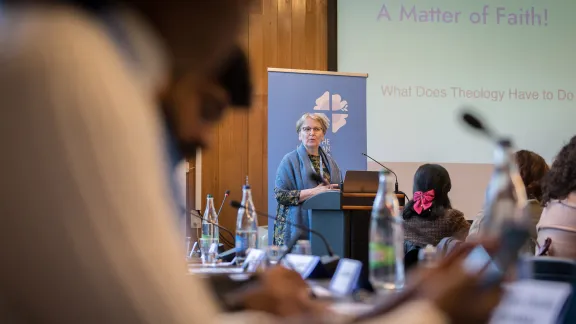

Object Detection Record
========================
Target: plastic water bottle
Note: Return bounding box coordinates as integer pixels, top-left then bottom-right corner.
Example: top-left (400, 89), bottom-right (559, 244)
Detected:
top-left (369, 169), bottom-right (405, 290)
top-left (202, 194), bottom-right (219, 242)
top-left (480, 138), bottom-right (528, 238)
top-left (236, 179), bottom-right (259, 263)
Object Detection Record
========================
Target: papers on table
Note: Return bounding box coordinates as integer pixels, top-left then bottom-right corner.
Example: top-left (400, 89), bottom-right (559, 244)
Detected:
top-left (329, 302), bottom-right (374, 316)
top-left (188, 266), bottom-right (244, 274)
top-left (490, 279), bottom-right (572, 324)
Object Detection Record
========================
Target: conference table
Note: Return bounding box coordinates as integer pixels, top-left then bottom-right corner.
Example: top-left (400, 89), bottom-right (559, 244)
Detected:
top-left (187, 260), bottom-right (397, 317)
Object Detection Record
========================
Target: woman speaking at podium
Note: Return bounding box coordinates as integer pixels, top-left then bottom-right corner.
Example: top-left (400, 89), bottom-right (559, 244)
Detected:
top-left (273, 113), bottom-right (342, 246)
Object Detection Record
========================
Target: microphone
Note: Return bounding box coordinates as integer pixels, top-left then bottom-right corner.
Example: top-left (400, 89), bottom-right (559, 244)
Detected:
top-left (217, 190), bottom-right (231, 216)
top-left (361, 153), bottom-right (409, 202)
top-left (460, 108), bottom-right (497, 141)
top-left (362, 152), bottom-right (399, 193)
top-left (230, 201), bottom-right (336, 257)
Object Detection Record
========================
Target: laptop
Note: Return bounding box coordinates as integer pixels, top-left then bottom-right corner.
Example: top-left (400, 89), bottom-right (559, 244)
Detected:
top-left (342, 171), bottom-right (380, 193)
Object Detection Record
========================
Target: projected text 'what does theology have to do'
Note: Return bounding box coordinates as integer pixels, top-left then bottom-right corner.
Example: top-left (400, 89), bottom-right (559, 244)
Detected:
top-left (382, 86), bottom-right (575, 102)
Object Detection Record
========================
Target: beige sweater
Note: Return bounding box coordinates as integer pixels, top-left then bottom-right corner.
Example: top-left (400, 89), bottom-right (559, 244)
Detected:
top-left (536, 195), bottom-right (576, 258)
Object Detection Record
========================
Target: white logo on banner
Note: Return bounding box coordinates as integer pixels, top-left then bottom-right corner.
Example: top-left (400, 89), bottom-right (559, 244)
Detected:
top-left (313, 91), bottom-right (349, 133)
top-left (311, 91), bottom-right (349, 154)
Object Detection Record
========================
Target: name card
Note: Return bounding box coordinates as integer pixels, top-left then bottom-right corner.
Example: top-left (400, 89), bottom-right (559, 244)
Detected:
top-left (329, 258), bottom-right (363, 296)
top-left (242, 249), bottom-right (266, 272)
top-left (490, 279), bottom-right (572, 324)
top-left (282, 254), bottom-right (321, 278)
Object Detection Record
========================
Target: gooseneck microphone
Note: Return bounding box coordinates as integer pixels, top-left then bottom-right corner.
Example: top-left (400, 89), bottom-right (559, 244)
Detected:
top-left (217, 190), bottom-right (231, 217)
top-left (362, 152), bottom-right (399, 193)
top-left (361, 153), bottom-right (409, 201)
top-left (230, 201), bottom-right (336, 257)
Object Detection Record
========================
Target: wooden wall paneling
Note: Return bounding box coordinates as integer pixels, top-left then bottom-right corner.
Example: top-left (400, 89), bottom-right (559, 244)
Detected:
top-left (263, 0), bottom-right (279, 73)
top-left (250, 0), bottom-right (263, 14)
top-left (316, 0), bottom-right (328, 70)
top-left (247, 95), bottom-right (266, 224)
top-left (248, 9), bottom-right (267, 224)
top-left (277, 0), bottom-right (293, 68)
top-left (216, 109), bottom-right (249, 245)
top-left (257, 1), bottom-right (278, 223)
top-left (291, 0), bottom-right (307, 68)
top-left (304, 0), bottom-right (317, 69)
top-left (250, 11), bottom-right (265, 96)
top-left (200, 135), bottom-right (219, 212)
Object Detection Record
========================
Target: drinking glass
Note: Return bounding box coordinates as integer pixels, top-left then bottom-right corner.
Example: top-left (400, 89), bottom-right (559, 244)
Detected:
top-left (199, 237), bottom-right (219, 265)
top-left (292, 240), bottom-right (312, 255)
top-left (265, 245), bottom-right (288, 265)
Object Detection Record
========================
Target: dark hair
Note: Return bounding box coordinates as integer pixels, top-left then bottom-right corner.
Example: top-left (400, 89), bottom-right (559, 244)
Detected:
top-left (541, 135), bottom-right (576, 206)
top-left (514, 150), bottom-right (549, 201)
top-left (403, 164), bottom-right (452, 220)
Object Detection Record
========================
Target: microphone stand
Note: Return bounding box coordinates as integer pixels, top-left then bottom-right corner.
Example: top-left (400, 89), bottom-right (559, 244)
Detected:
top-left (190, 212), bottom-right (235, 248)
top-left (217, 190), bottom-right (230, 217)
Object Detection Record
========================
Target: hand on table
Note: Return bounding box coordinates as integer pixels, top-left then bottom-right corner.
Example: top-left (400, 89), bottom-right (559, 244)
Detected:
top-left (417, 245), bottom-right (503, 324)
top-left (314, 183), bottom-right (339, 193)
top-left (241, 266), bottom-right (327, 317)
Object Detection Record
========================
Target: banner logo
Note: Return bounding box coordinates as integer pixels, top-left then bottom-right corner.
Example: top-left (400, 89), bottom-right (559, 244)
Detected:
top-left (313, 91), bottom-right (349, 133)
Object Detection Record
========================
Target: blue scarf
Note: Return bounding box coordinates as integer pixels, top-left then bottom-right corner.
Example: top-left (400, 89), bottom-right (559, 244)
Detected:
top-left (275, 144), bottom-right (342, 242)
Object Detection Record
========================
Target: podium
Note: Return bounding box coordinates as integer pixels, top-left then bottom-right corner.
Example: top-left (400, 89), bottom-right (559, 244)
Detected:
top-left (302, 171), bottom-right (405, 278)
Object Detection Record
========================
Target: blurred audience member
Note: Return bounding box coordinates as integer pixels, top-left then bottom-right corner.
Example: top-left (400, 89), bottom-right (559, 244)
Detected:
top-left (469, 150), bottom-right (549, 252)
top-left (536, 136), bottom-right (576, 258)
top-left (403, 164), bottom-right (470, 247)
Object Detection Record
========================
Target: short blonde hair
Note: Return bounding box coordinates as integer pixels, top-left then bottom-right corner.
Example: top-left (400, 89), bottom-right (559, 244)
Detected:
top-left (295, 113), bottom-right (330, 134)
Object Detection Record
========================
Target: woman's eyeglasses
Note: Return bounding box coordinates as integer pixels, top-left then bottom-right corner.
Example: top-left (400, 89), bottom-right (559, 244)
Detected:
top-left (301, 127), bottom-right (322, 134)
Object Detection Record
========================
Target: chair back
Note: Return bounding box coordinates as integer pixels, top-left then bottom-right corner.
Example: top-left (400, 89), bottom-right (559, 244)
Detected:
top-left (436, 236), bottom-right (463, 258)
top-left (518, 257), bottom-right (576, 324)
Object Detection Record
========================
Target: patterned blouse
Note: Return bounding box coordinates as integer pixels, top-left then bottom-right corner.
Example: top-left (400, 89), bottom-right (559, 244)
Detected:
top-left (273, 155), bottom-right (330, 246)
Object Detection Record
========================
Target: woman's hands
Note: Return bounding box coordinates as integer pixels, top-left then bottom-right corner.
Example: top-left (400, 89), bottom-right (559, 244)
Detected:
top-left (239, 266), bottom-right (327, 317)
top-left (299, 183), bottom-right (339, 202)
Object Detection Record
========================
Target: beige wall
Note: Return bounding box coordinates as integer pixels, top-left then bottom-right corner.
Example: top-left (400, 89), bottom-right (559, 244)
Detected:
top-left (368, 161), bottom-right (494, 220)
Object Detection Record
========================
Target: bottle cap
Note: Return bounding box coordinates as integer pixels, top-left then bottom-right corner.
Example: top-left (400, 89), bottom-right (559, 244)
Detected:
top-left (207, 194), bottom-right (213, 198)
